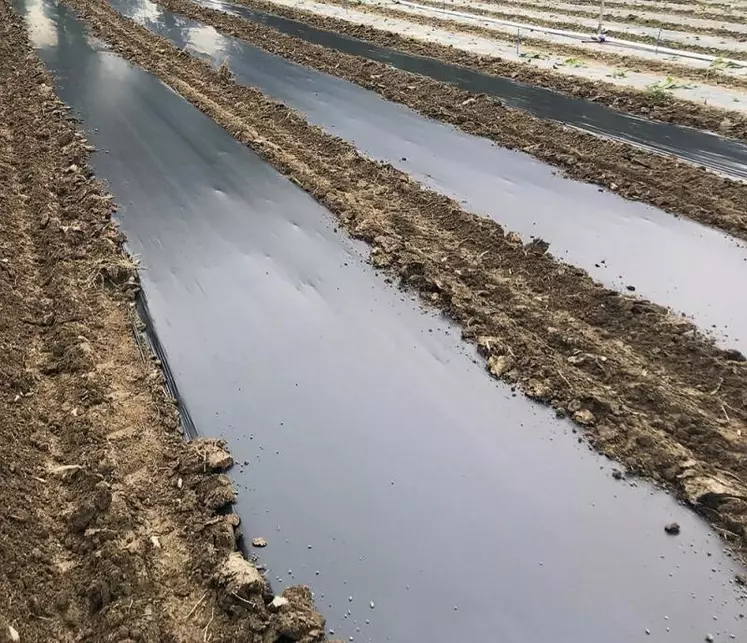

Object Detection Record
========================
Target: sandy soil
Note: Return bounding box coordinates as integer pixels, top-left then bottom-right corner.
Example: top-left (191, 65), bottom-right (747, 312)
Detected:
top-left (485, 0), bottom-right (747, 21)
top-left (412, 0), bottom-right (747, 50)
top-left (268, 0), bottom-right (747, 70)
top-left (0, 2), bottom-right (327, 641)
top-left (157, 0), bottom-right (747, 242)
top-left (244, 0), bottom-right (747, 114)
top-left (222, 0), bottom-right (747, 136)
top-left (476, 0), bottom-right (747, 33)
top-left (547, 0), bottom-right (747, 9)
top-left (585, 0), bottom-right (747, 10)
top-left (60, 0), bottom-right (747, 563)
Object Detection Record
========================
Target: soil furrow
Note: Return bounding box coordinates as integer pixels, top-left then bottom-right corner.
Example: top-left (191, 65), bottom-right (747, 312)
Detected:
top-left (284, 0), bottom-right (747, 63)
top-left (468, 0), bottom-right (747, 32)
top-left (0, 2), bottom-right (326, 641)
top-left (153, 0), bottom-right (747, 243)
top-left (220, 0), bottom-right (747, 134)
top-left (413, 0), bottom-right (747, 45)
top-left (61, 0), bottom-right (747, 559)
top-left (491, 0), bottom-right (745, 19)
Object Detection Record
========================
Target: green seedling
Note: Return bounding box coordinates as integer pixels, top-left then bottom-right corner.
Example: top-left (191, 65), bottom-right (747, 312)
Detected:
top-left (519, 51), bottom-right (548, 60)
top-left (645, 76), bottom-right (695, 95)
top-left (711, 56), bottom-right (741, 70)
top-left (563, 57), bottom-right (586, 68)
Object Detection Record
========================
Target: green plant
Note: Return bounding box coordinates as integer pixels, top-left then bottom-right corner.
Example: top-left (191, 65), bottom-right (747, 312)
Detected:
top-left (563, 57), bottom-right (586, 68)
top-left (519, 51), bottom-right (548, 60)
top-left (607, 69), bottom-right (628, 79)
top-left (645, 76), bottom-right (695, 95)
top-left (711, 56), bottom-right (741, 70)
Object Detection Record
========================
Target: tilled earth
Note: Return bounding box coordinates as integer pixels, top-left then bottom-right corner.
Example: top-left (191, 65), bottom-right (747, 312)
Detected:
top-left (0, 3), bottom-right (327, 641)
top-left (409, 0), bottom-right (747, 52)
top-left (317, 0), bottom-right (747, 64)
top-left (4, 0), bottom-right (747, 636)
top-left (224, 0), bottom-right (747, 137)
top-left (62, 0), bottom-right (747, 562)
top-left (155, 0), bottom-right (747, 242)
top-left (441, 0), bottom-right (747, 37)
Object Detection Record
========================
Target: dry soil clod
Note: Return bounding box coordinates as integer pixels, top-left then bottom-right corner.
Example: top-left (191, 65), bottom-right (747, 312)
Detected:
top-left (664, 522), bottom-right (682, 535)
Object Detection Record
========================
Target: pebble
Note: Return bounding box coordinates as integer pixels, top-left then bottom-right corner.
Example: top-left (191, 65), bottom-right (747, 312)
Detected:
top-left (705, 634), bottom-right (714, 642)
top-left (369, 601), bottom-right (375, 609)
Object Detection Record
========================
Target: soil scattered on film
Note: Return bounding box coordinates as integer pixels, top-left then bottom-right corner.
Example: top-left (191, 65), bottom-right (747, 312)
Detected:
top-left (156, 0), bottom-right (747, 242)
top-left (224, 0), bottom-right (747, 139)
top-left (63, 0), bottom-right (747, 561)
top-left (0, 3), bottom-right (327, 641)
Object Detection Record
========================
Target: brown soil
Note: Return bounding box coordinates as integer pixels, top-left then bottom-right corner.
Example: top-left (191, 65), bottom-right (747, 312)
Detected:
top-left (414, 0), bottom-right (747, 48)
top-left (472, 0), bottom-right (747, 33)
top-left (487, 0), bottom-right (744, 21)
top-left (62, 0), bottom-right (747, 561)
top-left (283, 0), bottom-right (747, 62)
top-left (156, 0), bottom-right (747, 242)
top-left (225, 0), bottom-right (747, 139)
top-left (0, 2), bottom-right (327, 642)
top-left (344, 0), bottom-right (747, 60)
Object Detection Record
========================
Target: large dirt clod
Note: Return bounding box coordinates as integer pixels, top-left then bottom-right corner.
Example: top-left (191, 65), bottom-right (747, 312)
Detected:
top-left (180, 437), bottom-right (235, 473)
top-left (213, 552), bottom-right (267, 598)
top-left (197, 474), bottom-right (237, 510)
top-left (272, 586), bottom-right (326, 642)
